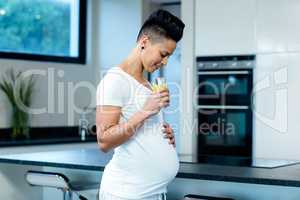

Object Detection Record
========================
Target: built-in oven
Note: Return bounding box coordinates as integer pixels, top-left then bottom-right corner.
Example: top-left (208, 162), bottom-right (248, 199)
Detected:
top-left (196, 55), bottom-right (255, 163)
top-left (197, 106), bottom-right (252, 157)
top-left (197, 69), bottom-right (252, 105)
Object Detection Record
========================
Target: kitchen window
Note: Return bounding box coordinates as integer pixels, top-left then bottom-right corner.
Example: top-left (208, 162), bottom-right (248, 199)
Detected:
top-left (0, 0), bottom-right (87, 64)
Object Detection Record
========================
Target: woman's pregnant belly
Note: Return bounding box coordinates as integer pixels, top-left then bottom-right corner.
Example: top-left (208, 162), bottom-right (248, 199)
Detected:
top-left (111, 123), bottom-right (179, 184)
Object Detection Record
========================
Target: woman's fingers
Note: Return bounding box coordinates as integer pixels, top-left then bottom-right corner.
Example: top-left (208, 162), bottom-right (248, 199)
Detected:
top-left (159, 88), bottom-right (169, 94)
top-left (168, 137), bottom-right (176, 148)
top-left (153, 93), bottom-right (170, 106)
top-left (161, 96), bottom-right (170, 102)
top-left (160, 96), bottom-right (170, 107)
top-left (165, 126), bottom-right (173, 134)
top-left (163, 127), bottom-right (174, 139)
top-left (162, 124), bottom-right (176, 148)
top-left (153, 90), bottom-right (170, 108)
top-left (163, 122), bottom-right (169, 128)
top-left (163, 132), bottom-right (175, 145)
top-left (168, 138), bottom-right (175, 145)
top-left (157, 90), bottom-right (169, 97)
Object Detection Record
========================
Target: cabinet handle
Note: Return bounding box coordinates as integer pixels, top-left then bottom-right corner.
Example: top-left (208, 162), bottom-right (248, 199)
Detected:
top-left (197, 71), bottom-right (250, 75)
top-left (197, 105), bottom-right (249, 110)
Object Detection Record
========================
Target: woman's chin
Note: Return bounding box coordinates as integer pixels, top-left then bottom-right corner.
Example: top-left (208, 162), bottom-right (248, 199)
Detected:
top-left (145, 66), bottom-right (157, 73)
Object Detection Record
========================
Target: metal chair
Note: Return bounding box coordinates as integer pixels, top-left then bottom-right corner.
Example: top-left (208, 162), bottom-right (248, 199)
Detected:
top-left (25, 170), bottom-right (99, 200)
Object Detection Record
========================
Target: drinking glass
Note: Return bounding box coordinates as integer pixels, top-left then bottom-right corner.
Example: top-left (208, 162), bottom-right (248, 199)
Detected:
top-left (151, 77), bottom-right (168, 126)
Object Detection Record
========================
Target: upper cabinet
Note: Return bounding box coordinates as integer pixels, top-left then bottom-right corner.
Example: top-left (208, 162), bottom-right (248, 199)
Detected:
top-left (256, 0), bottom-right (300, 53)
top-left (194, 0), bottom-right (300, 56)
top-left (195, 0), bottom-right (256, 56)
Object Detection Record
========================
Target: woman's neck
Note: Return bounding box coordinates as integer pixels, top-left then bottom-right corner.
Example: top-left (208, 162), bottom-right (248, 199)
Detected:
top-left (119, 48), bottom-right (152, 90)
top-left (119, 48), bottom-right (145, 81)
top-left (121, 62), bottom-right (143, 79)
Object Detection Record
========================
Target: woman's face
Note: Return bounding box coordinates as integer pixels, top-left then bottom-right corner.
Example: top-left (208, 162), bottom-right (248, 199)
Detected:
top-left (140, 37), bottom-right (177, 73)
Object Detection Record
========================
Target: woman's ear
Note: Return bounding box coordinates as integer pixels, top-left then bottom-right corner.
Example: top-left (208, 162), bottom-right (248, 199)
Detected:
top-left (139, 35), bottom-right (150, 50)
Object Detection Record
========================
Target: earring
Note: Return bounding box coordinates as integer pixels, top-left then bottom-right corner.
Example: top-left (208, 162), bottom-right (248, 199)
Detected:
top-left (141, 46), bottom-right (144, 50)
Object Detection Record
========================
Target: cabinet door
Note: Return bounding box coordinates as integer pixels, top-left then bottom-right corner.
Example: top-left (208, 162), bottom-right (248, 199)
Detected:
top-left (195, 0), bottom-right (256, 56)
top-left (253, 54), bottom-right (290, 159)
top-left (255, 0), bottom-right (300, 53)
top-left (256, 0), bottom-right (290, 53)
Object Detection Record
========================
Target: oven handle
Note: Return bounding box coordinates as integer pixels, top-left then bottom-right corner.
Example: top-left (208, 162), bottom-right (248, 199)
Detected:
top-left (197, 71), bottom-right (250, 75)
top-left (197, 105), bottom-right (249, 110)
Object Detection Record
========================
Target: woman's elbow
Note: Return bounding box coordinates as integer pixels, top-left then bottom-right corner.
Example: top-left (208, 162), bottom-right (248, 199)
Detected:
top-left (97, 131), bottom-right (109, 152)
top-left (97, 140), bottom-right (110, 153)
top-left (99, 143), bottom-right (110, 153)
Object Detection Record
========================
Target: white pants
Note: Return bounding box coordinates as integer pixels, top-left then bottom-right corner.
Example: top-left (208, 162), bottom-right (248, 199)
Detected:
top-left (99, 190), bottom-right (167, 200)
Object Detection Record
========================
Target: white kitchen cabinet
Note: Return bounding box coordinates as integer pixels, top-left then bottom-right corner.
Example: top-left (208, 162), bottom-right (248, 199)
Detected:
top-left (256, 0), bottom-right (289, 53)
top-left (253, 53), bottom-right (300, 160)
top-left (195, 0), bottom-right (256, 56)
top-left (256, 0), bottom-right (300, 53)
top-left (253, 54), bottom-right (288, 160)
top-left (286, 0), bottom-right (300, 52)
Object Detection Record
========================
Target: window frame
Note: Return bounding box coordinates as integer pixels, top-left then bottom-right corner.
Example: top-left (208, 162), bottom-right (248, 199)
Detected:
top-left (0, 0), bottom-right (87, 64)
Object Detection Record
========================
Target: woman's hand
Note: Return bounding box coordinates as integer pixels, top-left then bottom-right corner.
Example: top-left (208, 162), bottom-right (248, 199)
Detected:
top-left (142, 88), bottom-right (170, 117)
top-left (162, 123), bottom-right (176, 148)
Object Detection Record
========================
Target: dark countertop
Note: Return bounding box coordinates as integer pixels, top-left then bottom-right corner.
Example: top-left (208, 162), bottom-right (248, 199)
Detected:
top-left (1, 148), bottom-right (300, 187)
top-left (0, 136), bottom-right (96, 147)
top-left (0, 126), bottom-right (97, 147)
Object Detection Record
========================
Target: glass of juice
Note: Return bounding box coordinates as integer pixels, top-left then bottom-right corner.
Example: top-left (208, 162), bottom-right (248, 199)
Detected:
top-left (151, 77), bottom-right (168, 126)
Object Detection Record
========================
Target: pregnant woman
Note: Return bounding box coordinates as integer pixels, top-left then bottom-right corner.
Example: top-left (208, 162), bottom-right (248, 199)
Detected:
top-left (96, 9), bottom-right (185, 200)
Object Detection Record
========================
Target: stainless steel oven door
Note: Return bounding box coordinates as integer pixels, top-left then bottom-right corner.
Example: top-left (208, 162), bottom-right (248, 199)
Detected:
top-left (197, 69), bottom-right (252, 105)
top-left (197, 105), bottom-right (252, 157)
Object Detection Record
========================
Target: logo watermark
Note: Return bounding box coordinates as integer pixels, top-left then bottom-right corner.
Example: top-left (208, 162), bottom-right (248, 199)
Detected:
top-left (4, 66), bottom-right (288, 136)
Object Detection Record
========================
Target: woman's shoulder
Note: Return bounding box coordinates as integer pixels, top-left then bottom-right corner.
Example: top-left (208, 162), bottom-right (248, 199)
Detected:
top-left (101, 67), bottom-right (125, 81)
top-left (98, 67), bottom-right (132, 88)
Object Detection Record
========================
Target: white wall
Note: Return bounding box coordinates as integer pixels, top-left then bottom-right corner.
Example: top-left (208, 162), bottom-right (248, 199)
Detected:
top-left (98, 0), bottom-right (143, 74)
top-left (180, 0), bottom-right (198, 157)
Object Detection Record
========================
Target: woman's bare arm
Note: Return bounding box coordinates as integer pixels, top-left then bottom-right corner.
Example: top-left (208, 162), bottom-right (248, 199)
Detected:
top-left (96, 89), bottom-right (170, 153)
top-left (96, 105), bottom-right (149, 152)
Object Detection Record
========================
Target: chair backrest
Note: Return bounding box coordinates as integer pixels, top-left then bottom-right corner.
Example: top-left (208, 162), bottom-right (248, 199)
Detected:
top-left (25, 170), bottom-right (70, 190)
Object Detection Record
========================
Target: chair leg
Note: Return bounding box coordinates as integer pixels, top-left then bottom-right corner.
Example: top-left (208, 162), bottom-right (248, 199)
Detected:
top-left (63, 190), bottom-right (73, 200)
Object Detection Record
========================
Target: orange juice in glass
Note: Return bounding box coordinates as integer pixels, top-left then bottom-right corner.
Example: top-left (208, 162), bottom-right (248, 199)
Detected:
top-left (151, 77), bottom-right (168, 126)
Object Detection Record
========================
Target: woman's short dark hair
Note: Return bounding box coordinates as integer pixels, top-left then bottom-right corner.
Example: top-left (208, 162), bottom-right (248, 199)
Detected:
top-left (137, 9), bottom-right (185, 43)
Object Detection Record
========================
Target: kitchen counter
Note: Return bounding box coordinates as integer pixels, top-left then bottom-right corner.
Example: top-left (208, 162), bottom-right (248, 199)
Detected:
top-left (1, 148), bottom-right (300, 187)
top-left (0, 126), bottom-right (96, 147)
top-left (0, 136), bottom-right (96, 147)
